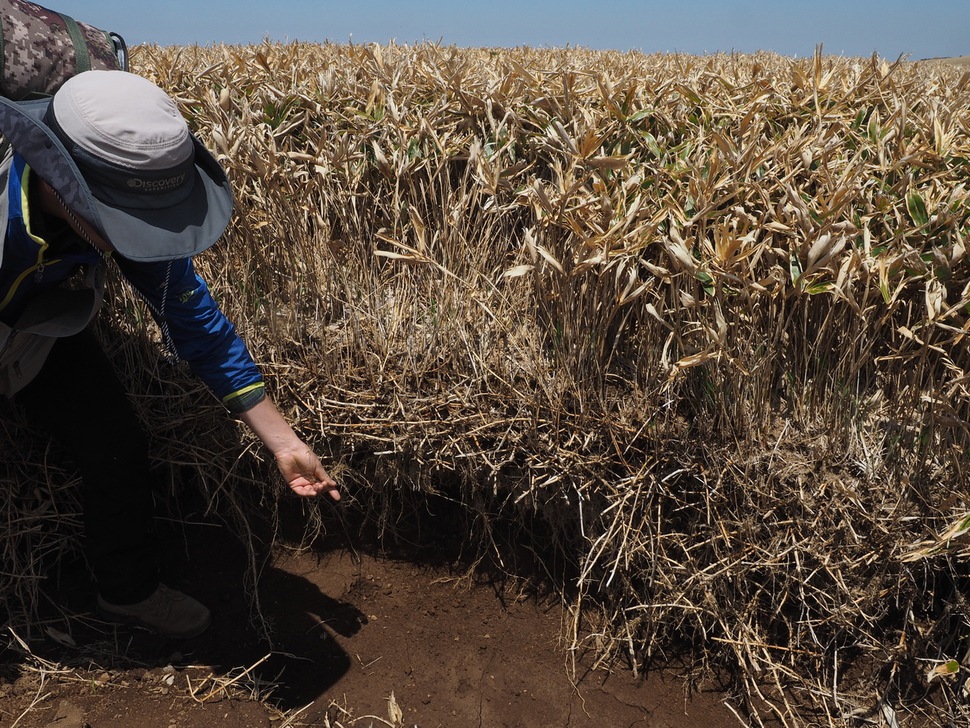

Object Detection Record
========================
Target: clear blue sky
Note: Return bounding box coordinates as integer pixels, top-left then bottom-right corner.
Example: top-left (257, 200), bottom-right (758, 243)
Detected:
top-left (49, 0), bottom-right (967, 60)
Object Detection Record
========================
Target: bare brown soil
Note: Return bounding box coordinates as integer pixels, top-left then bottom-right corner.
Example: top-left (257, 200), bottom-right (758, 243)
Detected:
top-left (0, 514), bottom-right (741, 728)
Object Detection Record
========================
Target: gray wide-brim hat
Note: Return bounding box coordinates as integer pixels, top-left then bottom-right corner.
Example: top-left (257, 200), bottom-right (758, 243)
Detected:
top-left (0, 70), bottom-right (232, 262)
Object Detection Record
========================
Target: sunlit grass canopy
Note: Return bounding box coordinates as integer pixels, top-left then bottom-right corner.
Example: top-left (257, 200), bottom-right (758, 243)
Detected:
top-left (4, 41), bottom-right (970, 726)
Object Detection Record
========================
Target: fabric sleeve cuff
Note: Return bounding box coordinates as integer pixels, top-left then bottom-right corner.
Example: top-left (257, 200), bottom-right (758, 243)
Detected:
top-left (222, 383), bottom-right (266, 414)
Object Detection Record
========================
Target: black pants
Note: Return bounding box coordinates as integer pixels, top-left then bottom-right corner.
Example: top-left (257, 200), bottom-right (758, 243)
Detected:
top-left (15, 329), bottom-right (158, 604)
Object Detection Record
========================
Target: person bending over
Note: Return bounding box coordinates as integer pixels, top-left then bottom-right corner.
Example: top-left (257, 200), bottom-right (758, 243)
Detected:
top-left (0, 70), bottom-right (339, 639)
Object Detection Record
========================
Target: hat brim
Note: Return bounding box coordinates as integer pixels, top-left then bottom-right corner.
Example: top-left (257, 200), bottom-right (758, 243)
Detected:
top-left (0, 96), bottom-right (233, 262)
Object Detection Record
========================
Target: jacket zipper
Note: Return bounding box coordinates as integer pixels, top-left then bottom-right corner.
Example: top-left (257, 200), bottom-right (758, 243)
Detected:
top-left (0, 256), bottom-right (62, 313)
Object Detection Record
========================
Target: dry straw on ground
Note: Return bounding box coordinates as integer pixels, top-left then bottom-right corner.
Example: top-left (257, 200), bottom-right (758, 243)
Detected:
top-left (3, 41), bottom-right (970, 726)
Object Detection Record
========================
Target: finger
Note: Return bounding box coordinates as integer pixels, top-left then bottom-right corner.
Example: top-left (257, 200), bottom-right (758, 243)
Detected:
top-left (310, 464), bottom-right (338, 489)
top-left (291, 481), bottom-right (322, 497)
top-left (289, 476), bottom-right (340, 498)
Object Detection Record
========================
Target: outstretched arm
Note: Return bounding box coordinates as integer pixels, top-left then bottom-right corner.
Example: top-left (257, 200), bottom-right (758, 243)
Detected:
top-left (239, 397), bottom-right (340, 501)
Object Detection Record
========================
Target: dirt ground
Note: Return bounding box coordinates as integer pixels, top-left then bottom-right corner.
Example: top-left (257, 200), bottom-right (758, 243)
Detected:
top-left (1, 509), bottom-right (743, 728)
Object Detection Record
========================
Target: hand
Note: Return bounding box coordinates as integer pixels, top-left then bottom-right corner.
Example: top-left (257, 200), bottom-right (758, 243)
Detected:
top-left (275, 446), bottom-right (340, 500)
top-left (238, 397), bottom-right (341, 501)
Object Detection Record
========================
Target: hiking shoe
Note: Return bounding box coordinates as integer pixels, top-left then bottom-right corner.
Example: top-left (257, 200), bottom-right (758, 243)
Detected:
top-left (97, 584), bottom-right (211, 639)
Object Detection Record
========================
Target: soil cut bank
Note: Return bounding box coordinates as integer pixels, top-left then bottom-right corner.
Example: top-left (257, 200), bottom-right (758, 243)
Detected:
top-left (1, 518), bottom-right (741, 727)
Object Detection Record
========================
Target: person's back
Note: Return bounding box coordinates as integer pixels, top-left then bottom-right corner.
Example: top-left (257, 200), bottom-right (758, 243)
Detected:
top-left (0, 70), bottom-right (339, 639)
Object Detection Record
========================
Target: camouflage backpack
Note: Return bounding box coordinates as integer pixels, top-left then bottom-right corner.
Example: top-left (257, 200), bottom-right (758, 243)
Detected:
top-left (0, 0), bottom-right (127, 100)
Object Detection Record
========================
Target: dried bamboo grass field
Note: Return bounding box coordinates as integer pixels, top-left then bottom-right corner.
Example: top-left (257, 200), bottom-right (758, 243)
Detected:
top-left (4, 42), bottom-right (970, 726)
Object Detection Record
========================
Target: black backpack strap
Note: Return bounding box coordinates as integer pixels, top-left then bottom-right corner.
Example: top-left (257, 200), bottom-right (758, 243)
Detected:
top-left (57, 12), bottom-right (92, 75)
top-left (109, 32), bottom-right (129, 71)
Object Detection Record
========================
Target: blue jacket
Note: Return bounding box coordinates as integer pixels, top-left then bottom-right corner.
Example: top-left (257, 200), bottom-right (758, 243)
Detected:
top-left (0, 153), bottom-right (265, 413)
